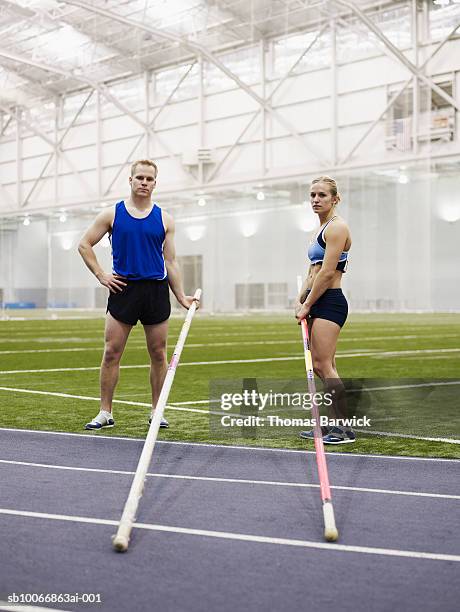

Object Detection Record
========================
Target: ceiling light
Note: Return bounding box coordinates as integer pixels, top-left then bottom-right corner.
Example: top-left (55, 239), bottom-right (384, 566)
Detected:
top-left (23, 216), bottom-right (30, 226)
top-left (197, 197), bottom-right (206, 207)
top-left (240, 217), bottom-right (259, 238)
top-left (438, 203), bottom-right (460, 222)
top-left (256, 191), bottom-right (265, 201)
top-left (187, 225), bottom-right (206, 241)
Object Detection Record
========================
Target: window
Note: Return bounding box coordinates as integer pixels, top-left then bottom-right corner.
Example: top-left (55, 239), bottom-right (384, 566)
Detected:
top-left (267, 283), bottom-right (288, 308)
top-left (235, 283), bottom-right (265, 309)
top-left (386, 80), bottom-right (455, 150)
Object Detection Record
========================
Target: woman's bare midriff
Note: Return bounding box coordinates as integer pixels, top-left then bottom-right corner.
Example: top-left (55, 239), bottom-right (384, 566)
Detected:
top-left (306, 264), bottom-right (343, 290)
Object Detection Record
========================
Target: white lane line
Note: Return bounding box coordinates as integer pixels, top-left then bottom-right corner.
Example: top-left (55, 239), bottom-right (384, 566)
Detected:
top-left (1, 347), bottom-right (459, 374)
top-left (0, 426), bottom-right (457, 462)
top-left (0, 459), bottom-right (133, 476)
top-left (0, 508), bottom-right (458, 563)
top-left (1, 459), bottom-right (459, 500)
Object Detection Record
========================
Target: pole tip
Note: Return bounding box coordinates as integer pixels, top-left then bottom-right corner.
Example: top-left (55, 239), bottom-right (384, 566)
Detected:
top-left (112, 534), bottom-right (129, 552)
top-left (324, 527), bottom-right (339, 542)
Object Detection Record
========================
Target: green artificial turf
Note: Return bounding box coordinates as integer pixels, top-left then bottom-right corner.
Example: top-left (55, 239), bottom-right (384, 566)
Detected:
top-left (0, 312), bottom-right (459, 459)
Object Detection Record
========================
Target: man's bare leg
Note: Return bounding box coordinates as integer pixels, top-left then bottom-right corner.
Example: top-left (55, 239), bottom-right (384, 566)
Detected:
top-left (100, 313), bottom-right (133, 413)
top-left (143, 319), bottom-right (169, 421)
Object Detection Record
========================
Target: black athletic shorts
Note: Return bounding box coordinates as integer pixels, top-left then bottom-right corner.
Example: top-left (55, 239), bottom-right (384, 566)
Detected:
top-left (307, 288), bottom-right (348, 328)
top-left (107, 279), bottom-right (171, 326)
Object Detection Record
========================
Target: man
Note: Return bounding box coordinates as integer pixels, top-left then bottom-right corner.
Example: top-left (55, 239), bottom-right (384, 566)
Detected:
top-left (78, 159), bottom-right (198, 430)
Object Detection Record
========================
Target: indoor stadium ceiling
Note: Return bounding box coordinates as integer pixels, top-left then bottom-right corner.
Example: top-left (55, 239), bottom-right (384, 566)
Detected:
top-left (0, 0), bottom-right (405, 108)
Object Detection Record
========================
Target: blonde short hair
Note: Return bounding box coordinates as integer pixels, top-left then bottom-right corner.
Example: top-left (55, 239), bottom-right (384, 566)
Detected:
top-left (130, 159), bottom-right (158, 178)
top-left (311, 175), bottom-right (341, 204)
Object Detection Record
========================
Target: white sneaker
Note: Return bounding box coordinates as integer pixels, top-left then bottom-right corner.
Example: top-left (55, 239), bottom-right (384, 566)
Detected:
top-left (85, 410), bottom-right (115, 430)
top-left (148, 413), bottom-right (169, 428)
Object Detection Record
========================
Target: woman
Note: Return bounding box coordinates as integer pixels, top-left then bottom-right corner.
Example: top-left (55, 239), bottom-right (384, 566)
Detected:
top-left (295, 176), bottom-right (355, 444)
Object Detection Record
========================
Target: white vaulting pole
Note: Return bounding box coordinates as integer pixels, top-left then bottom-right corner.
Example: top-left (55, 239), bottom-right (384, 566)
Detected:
top-left (296, 276), bottom-right (338, 542)
top-left (112, 288), bottom-right (202, 552)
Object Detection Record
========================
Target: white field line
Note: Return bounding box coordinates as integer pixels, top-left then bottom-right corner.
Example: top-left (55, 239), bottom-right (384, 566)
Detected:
top-left (169, 399), bottom-right (213, 405)
top-left (1, 458), bottom-right (459, 500)
top-left (0, 342), bottom-right (371, 355)
top-left (0, 508), bottom-right (458, 563)
top-left (0, 347), bottom-right (460, 375)
top-left (1, 334), bottom-right (459, 355)
top-left (0, 426), bottom-right (457, 462)
top-left (10, 377), bottom-right (457, 405)
top-left (0, 379), bottom-right (456, 405)
top-left (0, 338), bottom-right (95, 344)
top-left (0, 329), bottom-right (380, 339)
top-left (0, 386), bottom-right (211, 416)
top-left (0, 359), bottom-right (290, 374)
top-left (393, 356), bottom-right (455, 361)
top-left (2, 324), bottom-right (451, 338)
top-left (347, 381), bottom-right (460, 393)
top-left (0, 347), bottom-right (101, 355)
top-left (198, 326), bottom-right (460, 336)
top-left (1, 385), bottom-right (459, 443)
top-left (1, 328), bottom-right (458, 343)
top-left (354, 429), bottom-right (460, 444)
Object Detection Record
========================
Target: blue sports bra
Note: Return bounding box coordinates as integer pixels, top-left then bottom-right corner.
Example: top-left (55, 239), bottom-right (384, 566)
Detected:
top-left (307, 216), bottom-right (349, 272)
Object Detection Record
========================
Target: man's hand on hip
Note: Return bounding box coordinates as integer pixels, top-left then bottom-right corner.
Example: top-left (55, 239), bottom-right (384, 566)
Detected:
top-left (97, 272), bottom-right (127, 293)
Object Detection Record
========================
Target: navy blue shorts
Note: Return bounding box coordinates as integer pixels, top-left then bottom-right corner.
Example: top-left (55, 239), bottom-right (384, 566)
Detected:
top-left (107, 279), bottom-right (171, 326)
top-left (307, 288), bottom-right (348, 328)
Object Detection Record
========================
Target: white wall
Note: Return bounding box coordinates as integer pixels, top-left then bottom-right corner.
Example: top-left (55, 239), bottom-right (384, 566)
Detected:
top-left (1, 167), bottom-right (459, 312)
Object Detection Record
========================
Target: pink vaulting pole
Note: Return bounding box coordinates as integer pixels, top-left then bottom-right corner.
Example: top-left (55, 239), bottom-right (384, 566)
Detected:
top-left (300, 317), bottom-right (332, 503)
top-left (297, 277), bottom-right (338, 541)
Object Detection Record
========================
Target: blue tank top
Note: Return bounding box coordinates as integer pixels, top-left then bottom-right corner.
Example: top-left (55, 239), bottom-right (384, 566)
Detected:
top-left (307, 217), bottom-right (349, 272)
top-left (111, 201), bottom-right (167, 280)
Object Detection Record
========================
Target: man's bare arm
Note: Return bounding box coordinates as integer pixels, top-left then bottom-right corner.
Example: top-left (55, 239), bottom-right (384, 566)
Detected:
top-left (78, 208), bottom-right (126, 293)
top-left (162, 212), bottom-right (199, 309)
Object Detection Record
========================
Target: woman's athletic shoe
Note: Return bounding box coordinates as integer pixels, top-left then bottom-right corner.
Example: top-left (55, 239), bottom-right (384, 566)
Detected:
top-left (323, 427), bottom-right (356, 444)
top-left (85, 410), bottom-right (115, 430)
top-left (299, 426), bottom-right (330, 439)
